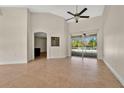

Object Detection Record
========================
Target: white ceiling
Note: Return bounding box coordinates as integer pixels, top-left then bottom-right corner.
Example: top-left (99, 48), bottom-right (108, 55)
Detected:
top-left (0, 5), bottom-right (104, 19)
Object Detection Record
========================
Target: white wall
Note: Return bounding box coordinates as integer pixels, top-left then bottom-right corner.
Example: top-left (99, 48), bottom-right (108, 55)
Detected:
top-left (64, 21), bottom-right (69, 57)
top-left (0, 7), bottom-right (28, 64)
top-left (69, 16), bottom-right (103, 33)
top-left (31, 13), bottom-right (67, 59)
top-left (68, 16), bottom-right (103, 59)
top-left (35, 37), bottom-right (47, 53)
top-left (103, 6), bottom-right (124, 86)
top-left (27, 9), bottom-right (33, 61)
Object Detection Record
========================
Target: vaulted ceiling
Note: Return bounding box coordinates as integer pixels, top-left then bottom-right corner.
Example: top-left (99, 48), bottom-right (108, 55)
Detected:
top-left (0, 5), bottom-right (104, 20)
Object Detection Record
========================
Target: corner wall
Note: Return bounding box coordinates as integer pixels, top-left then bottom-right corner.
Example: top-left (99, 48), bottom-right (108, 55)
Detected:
top-left (27, 9), bottom-right (33, 61)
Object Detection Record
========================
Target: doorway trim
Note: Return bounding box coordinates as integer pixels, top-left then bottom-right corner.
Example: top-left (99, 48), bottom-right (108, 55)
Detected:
top-left (32, 31), bottom-right (48, 60)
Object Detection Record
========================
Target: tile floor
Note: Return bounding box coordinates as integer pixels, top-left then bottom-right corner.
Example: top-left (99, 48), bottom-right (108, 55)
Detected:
top-left (0, 57), bottom-right (123, 88)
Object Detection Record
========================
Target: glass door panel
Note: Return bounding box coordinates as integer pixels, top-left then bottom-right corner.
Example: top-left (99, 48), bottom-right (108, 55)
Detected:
top-left (71, 35), bottom-right (83, 57)
top-left (82, 34), bottom-right (97, 58)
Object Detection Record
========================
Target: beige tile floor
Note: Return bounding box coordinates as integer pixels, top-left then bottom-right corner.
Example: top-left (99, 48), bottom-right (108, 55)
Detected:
top-left (0, 57), bottom-right (123, 88)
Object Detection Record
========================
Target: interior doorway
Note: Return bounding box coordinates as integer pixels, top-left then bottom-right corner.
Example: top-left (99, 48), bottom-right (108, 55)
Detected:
top-left (34, 32), bottom-right (47, 59)
top-left (71, 33), bottom-right (97, 58)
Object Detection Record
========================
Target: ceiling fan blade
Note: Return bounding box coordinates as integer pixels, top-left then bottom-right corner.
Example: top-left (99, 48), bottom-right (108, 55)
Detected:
top-left (67, 11), bottom-right (75, 16)
top-left (80, 16), bottom-right (89, 18)
top-left (78, 8), bottom-right (87, 15)
top-left (65, 17), bottom-right (74, 21)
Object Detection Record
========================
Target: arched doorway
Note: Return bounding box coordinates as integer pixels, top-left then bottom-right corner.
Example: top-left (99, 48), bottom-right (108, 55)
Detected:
top-left (34, 32), bottom-right (47, 59)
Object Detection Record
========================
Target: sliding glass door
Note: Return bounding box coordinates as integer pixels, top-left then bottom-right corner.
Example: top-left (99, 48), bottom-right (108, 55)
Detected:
top-left (71, 34), bottom-right (97, 58)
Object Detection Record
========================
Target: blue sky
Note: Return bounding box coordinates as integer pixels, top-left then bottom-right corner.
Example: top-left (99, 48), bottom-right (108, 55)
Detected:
top-left (83, 36), bottom-right (96, 42)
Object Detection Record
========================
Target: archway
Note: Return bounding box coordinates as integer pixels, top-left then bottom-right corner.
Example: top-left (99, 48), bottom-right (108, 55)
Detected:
top-left (34, 32), bottom-right (47, 59)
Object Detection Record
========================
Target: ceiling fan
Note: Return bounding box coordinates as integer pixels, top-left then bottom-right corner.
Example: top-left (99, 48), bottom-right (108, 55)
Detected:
top-left (66, 6), bottom-right (89, 23)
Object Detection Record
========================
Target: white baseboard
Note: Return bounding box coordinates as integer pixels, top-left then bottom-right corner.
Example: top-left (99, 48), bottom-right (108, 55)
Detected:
top-left (47, 56), bottom-right (67, 59)
top-left (0, 61), bottom-right (27, 65)
top-left (103, 58), bottom-right (124, 86)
